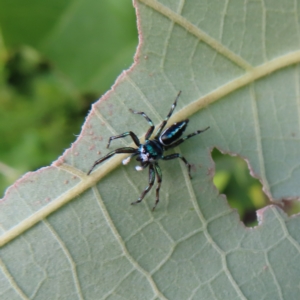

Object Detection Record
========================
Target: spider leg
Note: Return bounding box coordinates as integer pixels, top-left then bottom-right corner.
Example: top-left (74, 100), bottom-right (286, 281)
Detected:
top-left (131, 164), bottom-right (155, 206)
top-left (107, 131), bottom-right (140, 148)
top-left (165, 127), bottom-right (210, 150)
top-left (87, 147), bottom-right (137, 175)
top-left (154, 91), bottom-right (181, 139)
top-left (162, 153), bottom-right (193, 179)
top-left (129, 109), bottom-right (155, 140)
top-left (152, 163), bottom-right (162, 211)
top-left (123, 153), bottom-right (138, 165)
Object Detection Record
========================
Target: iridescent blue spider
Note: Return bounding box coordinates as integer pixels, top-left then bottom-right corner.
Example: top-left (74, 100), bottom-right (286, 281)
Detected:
top-left (87, 91), bottom-right (209, 210)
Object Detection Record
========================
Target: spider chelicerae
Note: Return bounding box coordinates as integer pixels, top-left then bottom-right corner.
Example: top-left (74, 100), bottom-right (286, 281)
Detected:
top-left (87, 91), bottom-right (209, 210)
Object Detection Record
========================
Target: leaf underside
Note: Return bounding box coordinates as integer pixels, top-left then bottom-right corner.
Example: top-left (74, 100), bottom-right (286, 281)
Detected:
top-left (1, 0), bottom-right (300, 299)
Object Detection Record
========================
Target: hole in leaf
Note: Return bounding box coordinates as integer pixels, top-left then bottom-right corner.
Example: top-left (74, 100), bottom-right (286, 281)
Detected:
top-left (212, 148), bottom-right (300, 227)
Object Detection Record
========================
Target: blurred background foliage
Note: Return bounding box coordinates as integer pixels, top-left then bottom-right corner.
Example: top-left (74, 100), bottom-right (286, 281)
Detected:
top-left (0, 0), bottom-right (296, 226)
top-left (0, 0), bottom-right (138, 197)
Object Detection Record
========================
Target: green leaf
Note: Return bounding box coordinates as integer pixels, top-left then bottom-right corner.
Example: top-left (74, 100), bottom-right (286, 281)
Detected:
top-left (0, 0), bottom-right (137, 93)
top-left (1, 0), bottom-right (300, 299)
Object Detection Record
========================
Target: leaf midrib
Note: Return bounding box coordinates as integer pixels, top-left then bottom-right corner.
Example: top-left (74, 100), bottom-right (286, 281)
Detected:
top-left (1, 50), bottom-right (300, 248)
top-left (2, 0), bottom-right (300, 248)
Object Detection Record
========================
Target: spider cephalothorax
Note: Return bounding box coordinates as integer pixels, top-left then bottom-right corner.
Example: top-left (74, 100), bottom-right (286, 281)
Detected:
top-left (87, 91), bottom-right (209, 210)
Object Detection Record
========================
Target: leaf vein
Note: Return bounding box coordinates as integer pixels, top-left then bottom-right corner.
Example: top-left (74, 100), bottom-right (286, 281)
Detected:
top-left (0, 258), bottom-right (29, 300)
top-left (44, 219), bottom-right (84, 300)
top-left (176, 147), bottom-right (248, 300)
top-left (2, 51), bottom-right (300, 247)
top-left (264, 251), bottom-right (284, 300)
top-left (92, 186), bottom-right (168, 300)
top-left (138, 0), bottom-right (253, 70)
top-left (249, 84), bottom-right (271, 197)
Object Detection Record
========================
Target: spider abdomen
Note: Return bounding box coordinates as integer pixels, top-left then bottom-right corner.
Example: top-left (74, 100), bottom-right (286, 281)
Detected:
top-left (159, 120), bottom-right (189, 146)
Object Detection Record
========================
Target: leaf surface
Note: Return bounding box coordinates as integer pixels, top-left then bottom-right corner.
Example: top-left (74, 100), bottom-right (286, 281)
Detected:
top-left (1, 0), bottom-right (300, 299)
